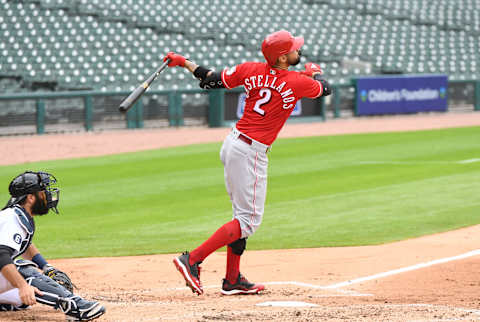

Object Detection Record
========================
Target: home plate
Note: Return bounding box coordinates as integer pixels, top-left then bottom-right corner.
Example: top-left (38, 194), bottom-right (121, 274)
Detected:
top-left (257, 301), bottom-right (318, 307)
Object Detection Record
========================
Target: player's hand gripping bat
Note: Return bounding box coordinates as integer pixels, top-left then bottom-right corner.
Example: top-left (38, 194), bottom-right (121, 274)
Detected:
top-left (118, 59), bottom-right (170, 113)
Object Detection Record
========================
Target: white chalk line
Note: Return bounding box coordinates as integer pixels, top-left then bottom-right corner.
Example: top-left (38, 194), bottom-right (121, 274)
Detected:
top-left (323, 249), bottom-right (480, 289)
top-left (168, 249), bottom-right (480, 296)
top-left (358, 158), bottom-right (480, 165)
top-left (458, 158), bottom-right (480, 164)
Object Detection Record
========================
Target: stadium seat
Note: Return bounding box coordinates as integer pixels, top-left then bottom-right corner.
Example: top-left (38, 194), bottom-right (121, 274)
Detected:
top-left (0, 0), bottom-right (479, 91)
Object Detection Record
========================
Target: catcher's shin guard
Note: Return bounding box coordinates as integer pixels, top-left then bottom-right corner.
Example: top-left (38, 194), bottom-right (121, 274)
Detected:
top-left (16, 261), bottom-right (105, 321)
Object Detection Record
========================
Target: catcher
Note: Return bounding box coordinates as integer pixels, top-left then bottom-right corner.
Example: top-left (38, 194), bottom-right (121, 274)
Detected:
top-left (0, 171), bottom-right (105, 321)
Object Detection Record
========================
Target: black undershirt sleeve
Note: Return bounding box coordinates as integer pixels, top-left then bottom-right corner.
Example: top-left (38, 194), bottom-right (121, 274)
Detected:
top-left (0, 245), bottom-right (15, 270)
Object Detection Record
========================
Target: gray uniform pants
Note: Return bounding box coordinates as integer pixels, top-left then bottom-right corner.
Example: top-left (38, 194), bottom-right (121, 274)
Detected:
top-left (220, 128), bottom-right (269, 238)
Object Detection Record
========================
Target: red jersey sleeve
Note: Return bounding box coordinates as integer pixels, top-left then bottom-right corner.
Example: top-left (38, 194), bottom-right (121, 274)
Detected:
top-left (294, 75), bottom-right (324, 99)
top-left (221, 62), bottom-right (249, 89)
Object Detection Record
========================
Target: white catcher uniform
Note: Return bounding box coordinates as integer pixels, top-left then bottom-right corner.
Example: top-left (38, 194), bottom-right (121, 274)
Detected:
top-left (0, 206), bottom-right (35, 305)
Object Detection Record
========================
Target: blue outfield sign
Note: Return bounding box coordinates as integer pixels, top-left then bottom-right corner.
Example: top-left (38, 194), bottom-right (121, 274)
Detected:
top-left (355, 75), bottom-right (448, 115)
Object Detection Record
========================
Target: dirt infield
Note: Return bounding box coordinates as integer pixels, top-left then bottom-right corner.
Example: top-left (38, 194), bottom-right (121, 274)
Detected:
top-left (1, 112), bottom-right (479, 321)
top-left (2, 226), bottom-right (480, 321)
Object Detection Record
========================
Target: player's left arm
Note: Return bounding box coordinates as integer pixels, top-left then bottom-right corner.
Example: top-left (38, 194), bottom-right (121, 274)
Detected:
top-left (23, 244), bottom-right (48, 269)
top-left (23, 243), bottom-right (76, 292)
top-left (163, 52), bottom-right (225, 89)
top-left (300, 63), bottom-right (332, 98)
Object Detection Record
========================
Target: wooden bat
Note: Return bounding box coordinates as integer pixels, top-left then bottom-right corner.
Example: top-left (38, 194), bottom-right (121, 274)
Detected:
top-left (118, 59), bottom-right (170, 113)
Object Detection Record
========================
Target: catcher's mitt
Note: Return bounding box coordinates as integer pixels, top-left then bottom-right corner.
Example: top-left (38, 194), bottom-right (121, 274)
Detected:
top-left (43, 264), bottom-right (77, 293)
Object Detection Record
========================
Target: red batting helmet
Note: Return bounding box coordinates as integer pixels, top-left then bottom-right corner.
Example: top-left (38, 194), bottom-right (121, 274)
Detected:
top-left (261, 30), bottom-right (304, 66)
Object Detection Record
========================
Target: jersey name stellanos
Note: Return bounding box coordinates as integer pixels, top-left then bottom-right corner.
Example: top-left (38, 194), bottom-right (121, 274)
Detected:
top-left (243, 75), bottom-right (295, 110)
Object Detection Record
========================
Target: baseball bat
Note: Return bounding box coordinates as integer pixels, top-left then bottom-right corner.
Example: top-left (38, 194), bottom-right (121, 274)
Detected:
top-left (118, 59), bottom-right (170, 113)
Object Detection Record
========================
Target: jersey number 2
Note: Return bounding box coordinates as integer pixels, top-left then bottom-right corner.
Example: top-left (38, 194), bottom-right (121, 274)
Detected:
top-left (253, 88), bottom-right (271, 116)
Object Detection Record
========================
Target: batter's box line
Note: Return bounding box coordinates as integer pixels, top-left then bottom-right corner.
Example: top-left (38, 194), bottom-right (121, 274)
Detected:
top-left (167, 249), bottom-right (480, 297)
top-left (167, 281), bottom-right (372, 297)
top-left (263, 281), bottom-right (372, 296)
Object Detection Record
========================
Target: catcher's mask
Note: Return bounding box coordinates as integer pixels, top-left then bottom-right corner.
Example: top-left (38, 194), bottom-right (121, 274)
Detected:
top-left (3, 171), bottom-right (60, 214)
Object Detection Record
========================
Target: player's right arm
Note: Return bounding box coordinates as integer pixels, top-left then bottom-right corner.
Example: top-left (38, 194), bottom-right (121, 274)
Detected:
top-left (163, 52), bottom-right (237, 90)
top-left (0, 245), bottom-right (42, 305)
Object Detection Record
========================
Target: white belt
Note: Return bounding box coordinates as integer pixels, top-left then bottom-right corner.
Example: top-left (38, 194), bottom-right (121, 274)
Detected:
top-left (230, 128), bottom-right (270, 153)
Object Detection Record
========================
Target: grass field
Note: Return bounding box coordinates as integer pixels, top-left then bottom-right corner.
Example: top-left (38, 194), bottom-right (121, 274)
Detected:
top-left (1, 126), bottom-right (479, 259)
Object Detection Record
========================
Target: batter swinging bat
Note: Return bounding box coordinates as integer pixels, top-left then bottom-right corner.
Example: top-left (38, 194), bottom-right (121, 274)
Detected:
top-left (118, 59), bottom-right (170, 113)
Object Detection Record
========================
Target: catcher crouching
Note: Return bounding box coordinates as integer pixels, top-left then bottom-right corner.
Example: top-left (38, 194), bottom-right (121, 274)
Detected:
top-left (0, 171), bottom-right (105, 321)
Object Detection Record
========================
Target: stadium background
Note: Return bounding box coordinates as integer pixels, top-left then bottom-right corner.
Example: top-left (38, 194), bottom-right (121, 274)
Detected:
top-left (1, 0), bottom-right (480, 321)
top-left (0, 0), bottom-right (479, 135)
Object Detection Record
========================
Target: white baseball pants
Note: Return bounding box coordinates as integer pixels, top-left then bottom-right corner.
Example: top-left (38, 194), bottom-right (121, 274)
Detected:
top-left (0, 273), bottom-right (22, 306)
top-left (220, 128), bottom-right (269, 238)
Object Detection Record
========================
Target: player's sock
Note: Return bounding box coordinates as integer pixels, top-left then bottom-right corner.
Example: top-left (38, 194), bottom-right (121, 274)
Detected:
top-left (226, 246), bottom-right (241, 284)
top-left (189, 219), bottom-right (241, 265)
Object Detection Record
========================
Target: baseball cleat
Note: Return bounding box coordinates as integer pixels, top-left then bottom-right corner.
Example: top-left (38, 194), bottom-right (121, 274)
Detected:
top-left (173, 251), bottom-right (203, 295)
top-left (62, 296), bottom-right (106, 321)
top-left (221, 273), bottom-right (265, 295)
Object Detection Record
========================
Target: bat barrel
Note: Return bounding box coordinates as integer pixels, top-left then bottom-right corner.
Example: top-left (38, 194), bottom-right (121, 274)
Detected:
top-left (118, 86), bottom-right (147, 112)
top-left (118, 59), bottom-right (170, 113)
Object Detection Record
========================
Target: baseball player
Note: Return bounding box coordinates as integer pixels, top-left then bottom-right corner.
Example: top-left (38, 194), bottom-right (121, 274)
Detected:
top-left (167, 30), bottom-right (331, 295)
top-left (0, 171), bottom-right (106, 321)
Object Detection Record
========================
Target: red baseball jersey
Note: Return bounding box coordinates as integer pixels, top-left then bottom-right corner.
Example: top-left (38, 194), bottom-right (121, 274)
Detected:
top-left (221, 62), bottom-right (324, 145)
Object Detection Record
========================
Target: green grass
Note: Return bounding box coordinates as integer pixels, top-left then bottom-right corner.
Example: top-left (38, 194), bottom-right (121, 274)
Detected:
top-left (0, 126), bottom-right (479, 258)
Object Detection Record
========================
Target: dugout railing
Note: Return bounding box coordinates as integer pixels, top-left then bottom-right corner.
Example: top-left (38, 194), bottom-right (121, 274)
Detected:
top-left (0, 80), bottom-right (479, 135)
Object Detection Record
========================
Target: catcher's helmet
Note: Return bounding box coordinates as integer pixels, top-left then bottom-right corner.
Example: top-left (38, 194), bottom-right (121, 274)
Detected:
top-left (261, 30), bottom-right (304, 66)
top-left (4, 171), bottom-right (60, 213)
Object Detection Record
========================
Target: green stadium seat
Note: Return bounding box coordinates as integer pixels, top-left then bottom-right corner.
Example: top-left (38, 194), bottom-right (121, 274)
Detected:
top-left (1, 0), bottom-right (479, 91)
